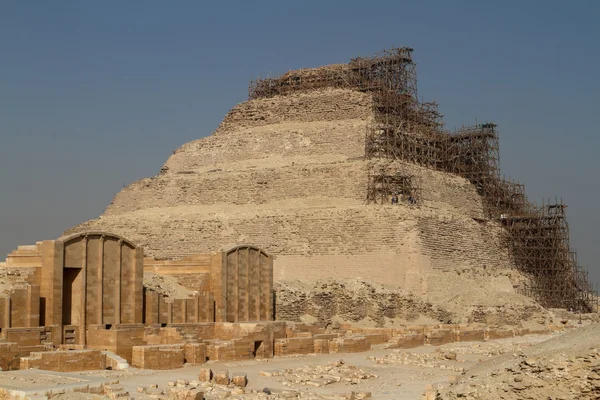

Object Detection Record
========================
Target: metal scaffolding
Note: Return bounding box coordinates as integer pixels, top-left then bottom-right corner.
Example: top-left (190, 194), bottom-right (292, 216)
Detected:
top-left (365, 166), bottom-right (421, 206)
top-left (249, 64), bottom-right (350, 99)
top-left (503, 201), bottom-right (598, 311)
top-left (248, 47), bottom-right (598, 312)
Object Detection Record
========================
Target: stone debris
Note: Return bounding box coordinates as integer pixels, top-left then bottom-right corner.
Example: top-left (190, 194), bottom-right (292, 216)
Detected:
top-left (168, 387), bottom-right (204, 400)
top-left (198, 367), bottom-right (213, 382)
top-left (103, 384), bottom-right (130, 399)
top-left (275, 279), bottom-right (453, 328)
top-left (369, 350), bottom-right (465, 372)
top-left (232, 372), bottom-right (248, 387)
top-left (213, 370), bottom-right (230, 385)
top-left (438, 350), bottom-right (600, 400)
top-left (264, 360), bottom-right (377, 388)
top-left (440, 340), bottom-right (534, 358)
top-left (434, 324), bottom-right (600, 400)
top-left (135, 374), bottom-right (372, 400)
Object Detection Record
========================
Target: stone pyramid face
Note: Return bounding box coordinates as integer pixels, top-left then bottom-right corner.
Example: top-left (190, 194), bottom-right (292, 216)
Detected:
top-left (65, 87), bottom-right (515, 296)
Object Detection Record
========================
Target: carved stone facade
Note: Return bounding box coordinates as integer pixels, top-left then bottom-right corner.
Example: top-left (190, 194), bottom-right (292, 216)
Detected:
top-left (0, 232), bottom-right (274, 368)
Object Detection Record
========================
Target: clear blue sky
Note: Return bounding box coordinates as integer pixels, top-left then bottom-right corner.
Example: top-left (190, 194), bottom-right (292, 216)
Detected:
top-left (1, 1), bottom-right (599, 287)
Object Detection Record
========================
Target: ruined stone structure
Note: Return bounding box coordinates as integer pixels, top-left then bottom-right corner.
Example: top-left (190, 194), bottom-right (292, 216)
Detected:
top-left (0, 232), bottom-right (274, 369)
top-left (144, 245), bottom-right (273, 323)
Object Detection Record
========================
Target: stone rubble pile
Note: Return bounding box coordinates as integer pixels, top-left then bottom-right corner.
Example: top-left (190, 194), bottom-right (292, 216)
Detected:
top-left (133, 367), bottom-right (372, 400)
top-left (261, 360), bottom-right (377, 388)
top-left (441, 341), bottom-right (533, 358)
top-left (434, 347), bottom-right (600, 399)
top-left (275, 279), bottom-right (453, 328)
top-left (369, 350), bottom-right (465, 372)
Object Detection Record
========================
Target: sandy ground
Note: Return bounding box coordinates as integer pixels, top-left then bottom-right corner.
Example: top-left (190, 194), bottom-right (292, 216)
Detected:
top-left (67, 334), bottom-right (557, 400)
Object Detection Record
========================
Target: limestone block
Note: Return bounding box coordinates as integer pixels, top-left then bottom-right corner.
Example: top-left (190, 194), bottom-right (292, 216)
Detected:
top-left (232, 372), bottom-right (248, 387)
top-left (443, 352), bottom-right (457, 360)
top-left (146, 387), bottom-right (163, 397)
top-left (168, 388), bottom-right (204, 400)
top-left (198, 367), bottom-right (213, 382)
top-left (427, 329), bottom-right (455, 346)
top-left (455, 329), bottom-right (485, 343)
top-left (394, 333), bottom-right (425, 349)
top-left (214, 370), bottom-right (230, 385)
top-left (486, 328), bottom-right (515, 340)
top-left (132, 345), bottom-right (184, 370)
top-left (314, 338), bottom-right (330, 354)
top-left (184, 343), bottom-right (206, 365)
top-left (329, 337), bottom-right (371, 353)
top-left (274, 337), bottom-right (314, 356)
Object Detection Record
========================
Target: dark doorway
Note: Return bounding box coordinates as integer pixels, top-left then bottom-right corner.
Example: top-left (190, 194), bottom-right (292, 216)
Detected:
top-left (253, 340), bottom-right (264, 358)
top-left (62, 268), bottom-right (82, 325)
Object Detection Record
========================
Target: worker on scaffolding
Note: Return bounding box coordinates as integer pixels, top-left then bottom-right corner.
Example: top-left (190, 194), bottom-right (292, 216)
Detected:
top-left (408, 192), bottom-right (416, 205)
top-left (391, 193), bottom-right (399, 204)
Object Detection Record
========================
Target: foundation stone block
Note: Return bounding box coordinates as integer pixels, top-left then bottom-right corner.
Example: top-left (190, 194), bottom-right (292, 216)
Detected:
top-left (232, 372), bottom-right (248, 387)
top-left (274, 337), bottom-right (314, 356)
top-left (392, 333), bottom-right (425, 349)
top-left (168, 388), bottom-right (204, 400)
top-left (314, 338), bottom-right (330, 354)
top-left (427, 329), bottom-right (455, 346)
top-left (329, 336), bottom-right (371, 353)
top-left (214, 370), bottom-right (230, 385)
top-left (455, 329), bottom-right (485, 342)
top-left (131, 345), bottom-right (184, 370)
top-left (199, 367), bottom-right (213, 382)
top-left (184, 343), bottom-right (206, 365)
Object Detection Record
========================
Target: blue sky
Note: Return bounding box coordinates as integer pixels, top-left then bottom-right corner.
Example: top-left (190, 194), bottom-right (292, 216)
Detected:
top-left (1, 1), bottom-right (599, 286)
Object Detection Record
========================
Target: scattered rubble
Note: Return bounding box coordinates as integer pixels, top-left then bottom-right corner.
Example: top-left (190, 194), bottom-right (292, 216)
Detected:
top-left (433, 324), bottom-right (600, 400)
top-left (369, 350), bottom-right (465, 372)
top-left (275, 279), bottom-right (453, 328)
top-left (261, 360), bottom-right (377, 388)
top-left (132, 367), bottom-right (373, 400)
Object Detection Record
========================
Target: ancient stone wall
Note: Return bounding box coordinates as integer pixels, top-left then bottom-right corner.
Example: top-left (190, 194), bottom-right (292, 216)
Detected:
top-left (164, 89), bottom-right (372, 174)
top-left (19, 349), bottom-right (105, 372)
top-left (215, 89), bottom-right (373, 134)
top-left (131, 345), bottom-right (184, 369)
top-left (69, 203), bottom-right (510, 290)
top-left (105, 160), bottom-right (368, 215)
